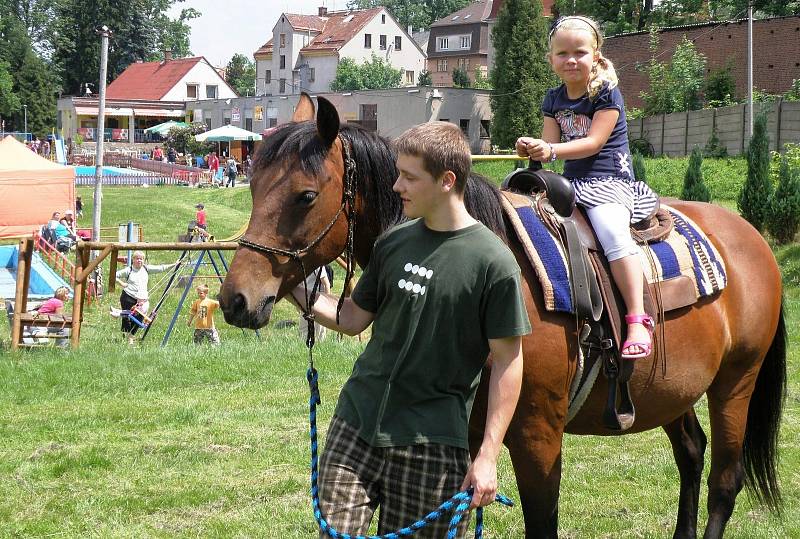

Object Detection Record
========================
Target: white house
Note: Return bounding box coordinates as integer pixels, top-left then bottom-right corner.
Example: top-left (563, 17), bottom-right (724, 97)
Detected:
top-left (254, 6), bottom-right (426, 98)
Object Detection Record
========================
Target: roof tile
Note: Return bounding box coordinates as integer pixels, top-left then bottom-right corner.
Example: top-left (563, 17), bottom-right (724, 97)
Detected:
top-left (106, 57), bottom-right (205, 100)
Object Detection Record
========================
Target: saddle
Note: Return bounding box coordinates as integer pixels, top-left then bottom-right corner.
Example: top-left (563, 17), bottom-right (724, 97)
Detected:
top-left (502, 161), bottom-right (680, 431)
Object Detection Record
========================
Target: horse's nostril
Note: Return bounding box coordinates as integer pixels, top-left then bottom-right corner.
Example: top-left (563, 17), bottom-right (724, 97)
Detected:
top-left (231, 293), bottom-right (247, 312)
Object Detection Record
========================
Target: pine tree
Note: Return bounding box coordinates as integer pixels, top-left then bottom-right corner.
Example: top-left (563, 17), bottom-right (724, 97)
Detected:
top-left (489, 0), bottom-right (554, 148)
top-left (681, 146), bottom-right (711, 202)
top-left (632, 152), bottom-right (647, 185)
top-left (766, 155), bottom-right (800, 244)
top-left (738, 113), bottom-right (773, 233)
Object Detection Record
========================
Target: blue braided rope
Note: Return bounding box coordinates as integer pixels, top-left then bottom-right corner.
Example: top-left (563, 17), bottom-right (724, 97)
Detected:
top-left (306, 368), bottom-right (514, 538)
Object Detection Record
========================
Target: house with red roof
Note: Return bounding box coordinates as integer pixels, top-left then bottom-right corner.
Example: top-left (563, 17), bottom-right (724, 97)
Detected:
top-left (57, 54), bottom-right (236, 144)
top-left (253, 6), bottom-right (426, 103)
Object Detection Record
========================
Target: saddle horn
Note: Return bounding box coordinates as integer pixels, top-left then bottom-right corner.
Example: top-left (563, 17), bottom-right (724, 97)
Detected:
top-left (501, 159), bottom-right (576, 218)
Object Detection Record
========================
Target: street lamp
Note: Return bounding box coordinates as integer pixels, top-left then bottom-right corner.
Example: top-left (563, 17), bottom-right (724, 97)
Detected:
top-left (23, 104), bottom-right (27, 140)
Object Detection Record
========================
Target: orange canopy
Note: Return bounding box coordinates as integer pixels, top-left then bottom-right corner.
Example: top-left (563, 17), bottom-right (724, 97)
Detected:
top-left (0, 136), bottom-right (75, 238)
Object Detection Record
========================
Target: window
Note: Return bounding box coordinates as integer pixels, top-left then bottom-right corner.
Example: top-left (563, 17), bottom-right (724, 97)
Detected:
top-left (480, 120), bottom-right (490, 138)
top-left (265, 69), bottom-right (271, 83)
top-left (269, 117), bottom-right (278, 128)
top-left (458, 58), bottom-right (470, 70)
top-left (205, 118), bottom-right (212, 129)
top-left (405, 70), bottom-right (414, 84)
top-left (205, 85), bottom-right (217, 99)
top-left (364, 33), bottom-right (372, 48)
top-left (280, 33), bottom-right (286, 48)
top-left (279, 78), bottom-right (286, 93)
top-left (395, 36), bottom-right (402, 50)
top-left (245, 118), bottom-right (253, 131)
top-left (186, 84), bottom-right (198, 99)
top-left (381, 14), bottom-right (386, 23)
top-left (437, 59), bottom-right (448, 72)
top-left (460, 119), bottom-right (469, 135)
top-left (280, 55), bottom-right (286, 69)
top-left (380, 35), bottom-right (386, 50)
top-left (309, 68), bottom-right (315, 82)
top-left (460, 35), bottom-right (471, 49)
top-left (437, 37), bottom-right (449, 50)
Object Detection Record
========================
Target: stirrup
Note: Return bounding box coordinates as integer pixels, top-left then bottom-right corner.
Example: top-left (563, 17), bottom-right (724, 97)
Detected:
top-left (621, 314), bottom-right (655, 360)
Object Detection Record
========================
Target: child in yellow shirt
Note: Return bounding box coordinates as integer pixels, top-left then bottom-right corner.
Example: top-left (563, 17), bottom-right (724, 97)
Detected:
top-left (187, 284), bottom-right (221, 345)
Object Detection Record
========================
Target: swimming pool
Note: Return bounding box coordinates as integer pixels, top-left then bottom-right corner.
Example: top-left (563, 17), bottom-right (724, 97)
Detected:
top-left (73, 166), bottom-right (149, 176)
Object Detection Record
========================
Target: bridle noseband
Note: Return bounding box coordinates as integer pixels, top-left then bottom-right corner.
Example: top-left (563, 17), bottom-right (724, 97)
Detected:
top-left (237, 133), bottom-right (358, 326)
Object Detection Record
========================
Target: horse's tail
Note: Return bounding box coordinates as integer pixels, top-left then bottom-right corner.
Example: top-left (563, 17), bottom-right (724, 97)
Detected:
top-left (742, 296), bottom-right (787, 513)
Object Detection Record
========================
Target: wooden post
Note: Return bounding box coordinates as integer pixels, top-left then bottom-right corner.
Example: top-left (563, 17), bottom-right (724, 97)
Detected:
top-left (20, 237), bottom-right (33, 310)
top-left (70, 243), bottom-right (86, 348)
top-left (11, 238), bottom-right (31, 351)
top-left (108, 248), bottom-right (118, 293)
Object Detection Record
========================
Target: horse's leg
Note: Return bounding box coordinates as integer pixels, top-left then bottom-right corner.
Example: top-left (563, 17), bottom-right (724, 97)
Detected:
top-left (663, 408), bottom-right (707, 539)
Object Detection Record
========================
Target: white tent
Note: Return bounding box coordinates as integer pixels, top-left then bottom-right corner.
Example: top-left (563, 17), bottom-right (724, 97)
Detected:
top-left (195, 125), bottom-right (263, 142)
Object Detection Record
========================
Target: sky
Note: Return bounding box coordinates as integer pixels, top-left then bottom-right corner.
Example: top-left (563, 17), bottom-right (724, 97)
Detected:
top-left (168, 0), bottom-right (350, 67)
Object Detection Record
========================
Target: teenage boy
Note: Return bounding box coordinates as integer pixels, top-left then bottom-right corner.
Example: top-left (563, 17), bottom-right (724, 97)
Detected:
top-left (291, 121), bottom-right (530, 537)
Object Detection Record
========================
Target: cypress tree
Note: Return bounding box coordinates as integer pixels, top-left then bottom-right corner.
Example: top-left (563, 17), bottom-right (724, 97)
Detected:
top-left (766, 155), bottom-right (800, 244)
top-left (738, 113), bottom-right (772, 232)
top-left (632, 152), bottom-right (647, 185)
top-left (681, 146), bottom-right (711, 201)
top-left (489, 0), bottom-right (554, 148)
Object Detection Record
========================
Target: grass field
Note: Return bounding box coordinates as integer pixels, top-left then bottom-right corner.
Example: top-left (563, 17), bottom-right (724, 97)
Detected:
top-left (1, 158), bottom-right (798, 537)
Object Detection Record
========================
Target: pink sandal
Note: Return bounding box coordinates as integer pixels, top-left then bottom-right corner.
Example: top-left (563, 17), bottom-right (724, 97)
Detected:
top-left (621, 314), bottom-right (655, 360)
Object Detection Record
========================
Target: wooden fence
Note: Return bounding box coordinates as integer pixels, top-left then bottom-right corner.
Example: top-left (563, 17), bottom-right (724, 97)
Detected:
top-left (627, 100), bottom-right (800, 157)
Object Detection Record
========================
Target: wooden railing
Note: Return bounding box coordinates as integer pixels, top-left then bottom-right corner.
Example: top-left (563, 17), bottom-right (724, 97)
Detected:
top-left (33, 231), bottom-right (76, 285)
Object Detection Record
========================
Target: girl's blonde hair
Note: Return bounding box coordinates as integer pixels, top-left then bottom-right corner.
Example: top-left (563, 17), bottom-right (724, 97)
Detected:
top-left (54, 286), bottom-right (70, 300)
top-left (549, 16), bottom-right (618, 98)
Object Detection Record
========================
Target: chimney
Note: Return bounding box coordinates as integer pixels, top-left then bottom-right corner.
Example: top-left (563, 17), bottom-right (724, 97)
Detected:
top-left (318, 6), bottom-right (327, 16)
top-left (164, 49), bottom-right (173, 62)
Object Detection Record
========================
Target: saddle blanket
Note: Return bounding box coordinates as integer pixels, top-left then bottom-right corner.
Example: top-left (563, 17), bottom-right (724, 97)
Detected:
top-left (501, 194), bottom-right (727, 314)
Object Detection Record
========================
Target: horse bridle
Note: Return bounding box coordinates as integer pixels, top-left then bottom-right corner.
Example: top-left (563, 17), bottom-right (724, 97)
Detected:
top-left (237, 134), bottom-right (358, 328)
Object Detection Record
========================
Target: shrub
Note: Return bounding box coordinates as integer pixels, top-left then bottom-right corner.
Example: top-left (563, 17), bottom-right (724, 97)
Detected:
top-left (630, 137), bottom-right (655, 157)
top-left (766, 155), bottom-right (800, 244)
top-left (785, 79), bottom-right (800, 102)
top-left (632, 152), bottom-right (647, 184)
top-left (417, 70), bottom-right (432, 86)
top-left (704, 62), bottom-right (736, 106)
top-left (704, 126), bottom-right (727, 158)
top-left (452, 67), bottom-right (470, 88)
top-left (738, 113), bottom-right (773, 233)
top-left (681, 146), bottom-right (711, 201)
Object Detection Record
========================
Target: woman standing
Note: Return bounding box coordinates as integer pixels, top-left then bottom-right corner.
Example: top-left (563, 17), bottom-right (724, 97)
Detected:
top-left (115, 251), bottom-right (178, 344)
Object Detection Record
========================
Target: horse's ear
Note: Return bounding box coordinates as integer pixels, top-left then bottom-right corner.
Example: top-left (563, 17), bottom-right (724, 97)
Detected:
top-left (316, 96), bottom-right (340, 147)
top-left (293, 92), bottom-right (315, 122)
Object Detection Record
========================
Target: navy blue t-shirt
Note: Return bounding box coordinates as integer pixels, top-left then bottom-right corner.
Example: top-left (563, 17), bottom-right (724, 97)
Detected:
top-left (541, 82), bottom-right (635, 181)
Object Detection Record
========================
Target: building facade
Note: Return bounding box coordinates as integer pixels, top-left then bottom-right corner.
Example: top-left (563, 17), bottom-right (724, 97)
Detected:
top-left (254, 6), bottom-right (426, 97)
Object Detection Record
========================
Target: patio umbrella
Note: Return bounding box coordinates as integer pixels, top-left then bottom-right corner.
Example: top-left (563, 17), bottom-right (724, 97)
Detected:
top-left (143, 120), bottom-right (188, 135)
top-left (194, 125), bottom-right (263, 142)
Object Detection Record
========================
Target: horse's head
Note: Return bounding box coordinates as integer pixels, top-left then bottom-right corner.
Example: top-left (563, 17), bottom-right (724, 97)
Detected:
top-left (219, 94), bottom-right (353, 328)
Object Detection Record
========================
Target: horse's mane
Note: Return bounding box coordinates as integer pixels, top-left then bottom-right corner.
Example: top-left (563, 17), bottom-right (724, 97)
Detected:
top-left (252, 121), bottom-right (507, 240)
top-left (252, 121), bottom-right (403, 234)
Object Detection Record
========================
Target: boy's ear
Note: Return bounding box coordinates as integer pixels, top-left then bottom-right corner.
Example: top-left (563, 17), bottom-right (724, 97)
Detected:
top-left (440, 170), bottom-right (457, 192)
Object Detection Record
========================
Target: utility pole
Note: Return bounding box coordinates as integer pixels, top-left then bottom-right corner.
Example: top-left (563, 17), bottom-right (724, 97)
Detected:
top-left (23, 104), bottom-right (27, 140)
top-left (93, 25), bottom-right (112, 245)
top-left (747, 1), bottom-right (753, 138)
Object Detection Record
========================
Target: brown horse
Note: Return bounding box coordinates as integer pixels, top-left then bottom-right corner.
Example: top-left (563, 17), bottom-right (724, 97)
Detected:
top-left (219, 95), bottom-right (787, 538)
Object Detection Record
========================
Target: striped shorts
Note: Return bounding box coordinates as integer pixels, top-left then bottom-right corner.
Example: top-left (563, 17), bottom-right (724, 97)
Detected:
top-left (570, 176), bottom-right (658, 224)
top-left (318, 415), bottom-right (471, 538)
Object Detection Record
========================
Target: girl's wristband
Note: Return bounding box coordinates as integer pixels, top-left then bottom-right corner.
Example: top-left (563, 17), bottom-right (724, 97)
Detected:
top-left (547, 143), bottom-right (557, 162)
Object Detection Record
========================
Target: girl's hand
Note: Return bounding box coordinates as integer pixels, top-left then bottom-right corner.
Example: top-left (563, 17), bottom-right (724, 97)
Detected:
top-left (520, 138), bottom-right (552, 162)
top-left (515, 137), bottom-right (535, 157)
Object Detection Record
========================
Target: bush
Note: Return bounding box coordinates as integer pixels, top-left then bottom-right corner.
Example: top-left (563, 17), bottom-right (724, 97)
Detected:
top-left (738, 113), bottom-right (773, 233)
top-left (704, 126), bottom-right (727, 158)
top-left (632, 152), bottom-right (647, 184)
top-left (785, 79), bottom-right (800, 102)
top-left (629, 137), bottom-right (655, 157)
top-left (681, 146), bottom-right (711, 201)
top-left (417, 70), bottom-right (432, 86)
top-left (704, 62), bottom-right (736, 106)
top-left (766, 155), bottom-right (800, 244)
top-left (452, 67), bottom-right (470, 88)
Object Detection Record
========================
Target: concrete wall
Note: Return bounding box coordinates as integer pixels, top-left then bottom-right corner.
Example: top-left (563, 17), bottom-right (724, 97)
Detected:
top-left (627, 101), bottom-right (800, 156)
top-left (162, 61), bottom-right (237, 101)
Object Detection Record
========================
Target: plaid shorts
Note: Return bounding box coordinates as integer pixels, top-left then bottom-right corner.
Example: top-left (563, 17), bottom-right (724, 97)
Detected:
top-left (193, 328), bottom-right (220, 344)
top-left (318, 415), bottom-right (471, 538)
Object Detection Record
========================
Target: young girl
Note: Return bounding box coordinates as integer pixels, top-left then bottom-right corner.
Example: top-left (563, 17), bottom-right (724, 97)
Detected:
top-left (516, 15), bottom-right (658, 360)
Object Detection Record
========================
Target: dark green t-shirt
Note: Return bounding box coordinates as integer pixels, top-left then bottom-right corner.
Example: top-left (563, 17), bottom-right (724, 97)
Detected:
top-left (336, 219), bottom-right (531, 449)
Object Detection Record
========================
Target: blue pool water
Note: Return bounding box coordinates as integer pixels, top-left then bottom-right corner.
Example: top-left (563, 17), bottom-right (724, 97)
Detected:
top-left (73, 166), bottom-right (148, 176)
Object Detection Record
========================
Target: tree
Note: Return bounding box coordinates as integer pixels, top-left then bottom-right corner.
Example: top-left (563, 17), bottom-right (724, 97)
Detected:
top-left (704, 126), bottom-right (727, 158)
top-left (632, 151), bottom-right (647, 184)
top-left (0, 60), bottom-right (21, 119)
top-left (472, 66), bottom-right (491, 90)
top-left (738, 113), bottom-right (772, 233)
top-left (640, 33), bottom-right (706, 115)
top-left (417, 69), bottom-right (432, 86)
top-left (681, 146), bottom-right (711, 201)
top-left (490, 0), bottom-right (554, 149)
top-left (150, 7), bottom-right (199, 60)
top-left (452, 66), bottom-right (470, 88)
top-left (330, 54), bottom-right (402, 92)
top-left (165, 123), bottom-right (213, 156)
top-left (766, 154), bottom-right (800, 244)
top-left (704, 61), bottom-right (736, 107)
top-left (347, 0), bottom-right (471, 31)
top-left (225, 53), bottom-right (255, 96)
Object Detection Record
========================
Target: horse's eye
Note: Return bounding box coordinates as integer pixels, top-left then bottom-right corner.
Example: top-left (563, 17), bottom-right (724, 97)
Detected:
top-left (298, 191), bottom-right (317, 205)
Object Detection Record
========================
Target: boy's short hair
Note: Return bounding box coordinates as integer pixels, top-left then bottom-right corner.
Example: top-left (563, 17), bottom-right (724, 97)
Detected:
top-left (394, 121), bottom-right (471, 193)
top-left (196, 284), bottom-right (209, 293)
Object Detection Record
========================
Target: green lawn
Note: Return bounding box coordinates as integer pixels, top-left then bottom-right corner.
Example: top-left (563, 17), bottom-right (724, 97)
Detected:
top-left (0, 164), bottom-right (797, 537)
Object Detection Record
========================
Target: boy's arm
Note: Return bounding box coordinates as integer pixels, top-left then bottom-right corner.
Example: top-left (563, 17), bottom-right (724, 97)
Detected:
top-left (187, 303), bottom-right (197, 326)
top-left (460, 335), bottom-right (524, 509)
top-left (289, 289), bottom-right (374, 336)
